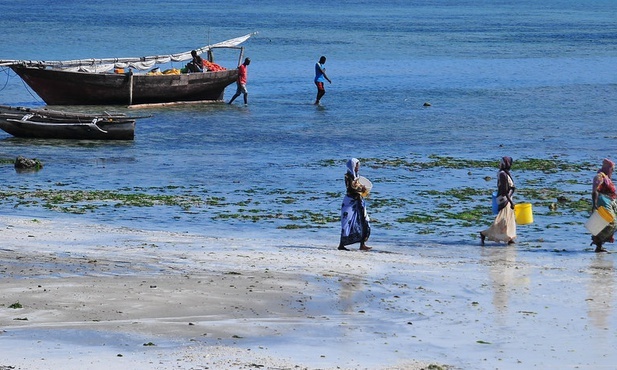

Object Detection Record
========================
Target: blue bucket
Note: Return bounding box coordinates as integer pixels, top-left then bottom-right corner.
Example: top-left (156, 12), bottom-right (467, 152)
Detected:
top-left (491, 192), bottom-right (498, 215)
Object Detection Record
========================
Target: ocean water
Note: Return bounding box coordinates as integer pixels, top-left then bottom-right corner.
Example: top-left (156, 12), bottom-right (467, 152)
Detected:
top-left (1, 0), bottom-right (617, 249)
top-left (3, 1), bottom-right (617, 369)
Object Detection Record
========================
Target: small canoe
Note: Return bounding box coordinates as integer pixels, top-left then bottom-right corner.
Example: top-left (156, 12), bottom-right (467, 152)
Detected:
top-left (0, 116), bottom-right (135, 140)
top-left (0, 105), bottom-right (140, 140)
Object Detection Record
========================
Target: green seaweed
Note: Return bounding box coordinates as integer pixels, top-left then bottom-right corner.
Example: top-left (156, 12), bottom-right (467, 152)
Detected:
top-left (0, 155), bottom-right (601, 232)
top-left (397, 213), bottom-right (438, 224)
top-left (319, 155), bottom-right (595, 173)
top-left (420, 187), bottom-right (487, 202)
top-left (8, 302), bottom-right (23, 309)
top-left (446, 206), bottom-right (488, 223)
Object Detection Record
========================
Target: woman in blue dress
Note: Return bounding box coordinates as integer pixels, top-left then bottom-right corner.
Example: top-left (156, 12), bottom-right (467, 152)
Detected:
top-left (338, 158), bottom-right (371, 251)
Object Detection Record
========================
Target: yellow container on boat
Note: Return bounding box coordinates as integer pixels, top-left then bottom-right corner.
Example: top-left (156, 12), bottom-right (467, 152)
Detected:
top-left (114, 68), bottom-right (124, 74)
top-left (585, 206), bottom-right (614, 236)
top-left (514, 203), bottom-right (533, 225)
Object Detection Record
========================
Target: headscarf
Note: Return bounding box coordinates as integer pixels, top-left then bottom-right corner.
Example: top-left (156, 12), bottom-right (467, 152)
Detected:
top-left (600, 158), bottom-right (615, 177)
top-left (499, 156), bottom-right (512, 171)
top-left (594, 158), bottom-right (616, 197)
top-left (499, 156), bottom-right (513, 177)
top-left (346, 158), bottom-right (360, 179)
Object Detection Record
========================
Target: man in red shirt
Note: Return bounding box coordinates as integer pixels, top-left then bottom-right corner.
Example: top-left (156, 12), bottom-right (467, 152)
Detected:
top-left (228, 58), bottom-right (251, 105)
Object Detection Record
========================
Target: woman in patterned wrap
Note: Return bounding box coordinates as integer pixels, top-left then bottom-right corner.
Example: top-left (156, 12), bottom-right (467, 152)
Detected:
top-left (338, 158), bottom-right (371, 251)
top-left (590, 158), bottom-right (617, 252)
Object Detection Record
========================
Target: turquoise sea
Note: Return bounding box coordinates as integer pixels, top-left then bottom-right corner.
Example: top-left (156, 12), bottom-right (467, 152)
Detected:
top-left (1, 0), bottom-right (617, 250)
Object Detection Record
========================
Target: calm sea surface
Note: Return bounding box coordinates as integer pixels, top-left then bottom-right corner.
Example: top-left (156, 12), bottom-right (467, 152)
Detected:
top-left (1, 0), bottom-right (617, 249)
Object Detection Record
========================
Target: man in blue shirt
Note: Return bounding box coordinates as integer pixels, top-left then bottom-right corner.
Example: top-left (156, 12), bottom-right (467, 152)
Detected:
top-left (314, 56), bottom-right (332, 105)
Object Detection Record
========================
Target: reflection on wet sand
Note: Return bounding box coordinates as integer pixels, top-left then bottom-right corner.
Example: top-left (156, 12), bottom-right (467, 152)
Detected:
top-left (481, 245), bottom-right (529, 324)
top-left (338, 274), bottom-right (363, 314)
top-left (587, 254), bottom-right (615, 329)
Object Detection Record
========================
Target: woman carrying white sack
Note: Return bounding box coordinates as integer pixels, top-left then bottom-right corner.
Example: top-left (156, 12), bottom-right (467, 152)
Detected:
top-left (481, 156), bottom-right (516, 245)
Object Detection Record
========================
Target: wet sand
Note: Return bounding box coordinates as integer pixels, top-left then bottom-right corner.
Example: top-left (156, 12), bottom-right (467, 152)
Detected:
top-left (0, 215), bottom-right (615, 369)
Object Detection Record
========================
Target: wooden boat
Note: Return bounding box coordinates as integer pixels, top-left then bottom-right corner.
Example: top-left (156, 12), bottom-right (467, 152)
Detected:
top-left (1, 33), bottom-right (255, 107)
top-left (9, 66), bottom-right (240, 106)
top-left (0, 105), bottom-right (140, 140)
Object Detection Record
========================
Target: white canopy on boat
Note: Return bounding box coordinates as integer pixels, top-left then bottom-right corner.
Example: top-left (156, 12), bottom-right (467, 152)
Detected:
top-left (0, 33), bottom-right (256, 72)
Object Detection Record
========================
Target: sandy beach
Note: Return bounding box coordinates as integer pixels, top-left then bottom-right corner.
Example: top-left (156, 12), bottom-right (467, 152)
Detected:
top-left (1, 215), bottom-right (616, 369)
top-left (0, 215), bottom-right (441, 370)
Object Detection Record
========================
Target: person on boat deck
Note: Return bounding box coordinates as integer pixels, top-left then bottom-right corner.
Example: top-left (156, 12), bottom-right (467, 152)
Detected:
top-left (228, 57), bottom-right (251, 105)
top-left (590, 158), bottom-right (617, 252)
top-left (186, 50), bottom-right (204, 72)
top-left (314, 56), bottom-right (331, 105)
top-left (480, 156), bottom-right (516, 245)
top-left (338, 158), bottom-right (372, 251)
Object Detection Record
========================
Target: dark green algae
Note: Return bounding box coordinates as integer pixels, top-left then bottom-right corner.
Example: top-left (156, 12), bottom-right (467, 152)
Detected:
top-left (320, 155), bottom-right (595, 173)
top-left (0, 156), bottom-right (596, 230)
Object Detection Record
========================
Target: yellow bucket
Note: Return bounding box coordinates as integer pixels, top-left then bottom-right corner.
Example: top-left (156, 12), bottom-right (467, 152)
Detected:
top-left (585, 206), bottom-right (614, 236)
top-left (514, 203), bottom-right (533, 225)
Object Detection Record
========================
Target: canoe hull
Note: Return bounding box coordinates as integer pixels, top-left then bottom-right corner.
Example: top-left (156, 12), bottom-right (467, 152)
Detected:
top-left (11, 66), bottom-right (239, 106)
top-left (0, 105), bottom-right (137, 140)
top-left (0, 118), bottom-right (135, 140)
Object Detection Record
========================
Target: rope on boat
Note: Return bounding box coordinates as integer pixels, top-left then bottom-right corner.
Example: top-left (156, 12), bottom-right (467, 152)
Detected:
top-left (89, 118), bottom-right (108, 134)
top-left (0, 67), bottom-right (11, 92)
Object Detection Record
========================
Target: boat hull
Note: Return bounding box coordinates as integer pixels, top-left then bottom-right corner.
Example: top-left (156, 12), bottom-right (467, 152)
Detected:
top-left (0, 118), bottom-right (135, 140)
top-left (11, 66), bottom-right (239, 106)
top-left (0, 105), bottom-right (137, 140)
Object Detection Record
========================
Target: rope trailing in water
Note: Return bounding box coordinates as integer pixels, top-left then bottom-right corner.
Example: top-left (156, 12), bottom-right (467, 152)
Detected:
top-left (0, 67), bottom-right (11, 92)
top-left (0, 66), bottom-right (43, 104)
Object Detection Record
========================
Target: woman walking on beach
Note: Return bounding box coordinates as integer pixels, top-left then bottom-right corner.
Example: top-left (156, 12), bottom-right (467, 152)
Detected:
top-left (590, 158), bottom-right (617, 252)
top-left (338, 158), bottom-right (371, 251)
top-left (480, 156), bottom-right (516, 245)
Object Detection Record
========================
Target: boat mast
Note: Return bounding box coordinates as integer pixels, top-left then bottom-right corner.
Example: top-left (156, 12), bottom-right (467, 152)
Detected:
top-left (238, 47), bottom-right (245, 67)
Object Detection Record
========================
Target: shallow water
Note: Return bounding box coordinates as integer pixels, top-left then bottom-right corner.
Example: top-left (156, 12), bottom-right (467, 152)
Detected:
top-left (1, 2), bottom-right (617, 249)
